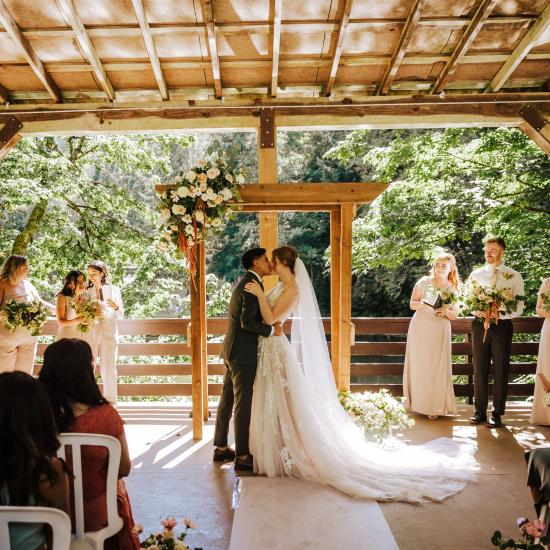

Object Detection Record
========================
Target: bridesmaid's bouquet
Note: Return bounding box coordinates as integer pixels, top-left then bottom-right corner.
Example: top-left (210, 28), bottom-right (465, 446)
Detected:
top-left (461, 280), bottom-right (523, 341)
top-left (134, 517), bottom-right (199, 549)
top-left (540, 290), bottom-right (550, 312)
top-left (491, 517), bottom-right (549, 548)
top-left (0, 299), bottom-right (49, 336)
top-left (73, 295), bottom-right (104, 333)
top-left (439, 288), bottom-right (459, 306)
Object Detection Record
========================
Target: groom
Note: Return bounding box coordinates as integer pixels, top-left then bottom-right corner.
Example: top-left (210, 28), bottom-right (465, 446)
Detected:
top-left (213, 247), bottom-right (282, 471)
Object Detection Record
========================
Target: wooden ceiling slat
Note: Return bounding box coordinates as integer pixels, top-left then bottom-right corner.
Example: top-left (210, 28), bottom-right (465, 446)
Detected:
top-left (270, 0), bottom-right (282, 97)
top-left (130, 0), bottom-right (168, 101)
top-left (199, 0), bottom-right (222, 99)
top-left (486, 2), bottom-right (550, 93)
top-left (431, 0), bottom-right (497, 95)
top-left (376, 0), bottom-right (428, 96)
top-left (0, 1), bottom-right (61, 103)
top-left (56, 0), bottom-right (115, 101)
top-left (325, 0), bottom-right (354, 97)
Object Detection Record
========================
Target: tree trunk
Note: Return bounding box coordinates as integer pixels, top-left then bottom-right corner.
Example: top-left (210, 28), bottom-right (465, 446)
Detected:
top-left (11, 197), bottom-right (48, 255)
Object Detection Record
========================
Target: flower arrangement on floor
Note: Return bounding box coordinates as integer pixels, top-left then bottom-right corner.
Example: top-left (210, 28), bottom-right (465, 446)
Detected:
top-left (461, 279), bottom-right (524, 341)
top-left (0, 299), bottom-right (49, 336)
top-left (73, 294), bottom-right (105, 333)
top-left (157, 159), bottom-right (244, 280)
top-left (338, 389), bottom-right (415, 444)
top-left (135, 517), bottom-right (198, 550)
top-left (491, 517), bottom-right (549, 549)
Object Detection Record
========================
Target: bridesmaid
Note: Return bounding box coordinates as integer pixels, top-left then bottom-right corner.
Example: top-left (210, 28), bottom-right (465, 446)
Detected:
top-left (530, 277), bottom-right (550, 425)
top-left (403, 253), bottom-right (460, 419)
top-left (87, 260), bottom-right (124, 404)
top-left (0, 255), bottom-right (54, 374)
top-left (56, 270), bottom-right (92, 345)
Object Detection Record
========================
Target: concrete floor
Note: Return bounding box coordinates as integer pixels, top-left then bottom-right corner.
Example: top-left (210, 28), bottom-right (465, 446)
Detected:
top-left (121, 401), bottom-right (549, 550)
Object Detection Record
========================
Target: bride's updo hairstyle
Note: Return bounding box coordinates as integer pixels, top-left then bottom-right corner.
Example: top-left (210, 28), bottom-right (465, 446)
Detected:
top-left (272, 245), bottom-right (299, 274)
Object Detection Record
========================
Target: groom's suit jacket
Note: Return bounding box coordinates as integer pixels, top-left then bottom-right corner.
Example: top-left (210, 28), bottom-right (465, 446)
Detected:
top-left (221, 271), bottom-right (272, 367)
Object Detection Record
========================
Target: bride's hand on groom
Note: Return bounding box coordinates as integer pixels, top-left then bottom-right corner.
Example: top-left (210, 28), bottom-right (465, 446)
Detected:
top-left (244, 280), bottom-right (263, 297)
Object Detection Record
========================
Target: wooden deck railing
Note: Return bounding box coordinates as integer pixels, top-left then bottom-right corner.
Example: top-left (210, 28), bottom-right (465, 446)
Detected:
top-left (37, 316), bottom-right (544, 399)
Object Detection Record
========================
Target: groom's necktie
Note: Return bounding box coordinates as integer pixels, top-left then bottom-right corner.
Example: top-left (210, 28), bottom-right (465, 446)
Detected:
top-left (490, 268), bottom-right (499, 288)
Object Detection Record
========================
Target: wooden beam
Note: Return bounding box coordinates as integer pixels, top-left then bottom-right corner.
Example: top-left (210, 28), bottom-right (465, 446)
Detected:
top-left (0, 81), bottom-right (9, 104)
top-left (519, 103), bottom-right (550, 155)
top-left (376, 0), bottom-right (427, 95)
top-left (325, 0), bottom-right (354, 97)
top-left (199, 0), bottom-right (222, 99)
top-left (0, 1), bottom-right (61, 102)
top-left (56, 0), bottom-right (115, 101)
top-left (486, 2), bottom-right (550, 93)
top-left (199, 240), bottom-right (209, 421)
top-left (431, 0), bottom-right (497, 94)
top-left (330, 209), bottom-right (341, 384)
top-left (270, 0), bottom-right (282, 97)
top-left (130, 0), bottom-right (168, 100)
top-left (0, 116), bottom-right (22, 160)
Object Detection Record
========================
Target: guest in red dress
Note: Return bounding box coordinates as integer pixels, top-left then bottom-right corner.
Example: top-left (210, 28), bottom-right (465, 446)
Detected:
top-left (39, 338), bottom-right (140, 550)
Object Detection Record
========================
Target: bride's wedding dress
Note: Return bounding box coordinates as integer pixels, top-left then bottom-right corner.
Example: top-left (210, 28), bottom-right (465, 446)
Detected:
top-left (249, 259), bottom-right (476, 503)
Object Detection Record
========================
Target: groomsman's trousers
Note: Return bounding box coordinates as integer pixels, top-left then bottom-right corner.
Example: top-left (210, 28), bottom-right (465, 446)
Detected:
top-left (472, 318), bottom-right (513, 417)
top-left (214, 361), bottom-right (256, 457)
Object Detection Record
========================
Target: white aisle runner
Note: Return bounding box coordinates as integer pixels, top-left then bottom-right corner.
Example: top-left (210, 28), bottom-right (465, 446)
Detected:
top-left (229, 477), bottom-right (399, 550)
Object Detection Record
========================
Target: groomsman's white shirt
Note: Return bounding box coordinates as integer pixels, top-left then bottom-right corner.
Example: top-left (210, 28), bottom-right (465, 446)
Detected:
top-left (468, 263), bottom-right (525, 319)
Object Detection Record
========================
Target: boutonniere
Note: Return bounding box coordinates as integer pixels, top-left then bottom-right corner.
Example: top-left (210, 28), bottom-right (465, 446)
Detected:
top-left (502, 272), bottom-right (514, 280)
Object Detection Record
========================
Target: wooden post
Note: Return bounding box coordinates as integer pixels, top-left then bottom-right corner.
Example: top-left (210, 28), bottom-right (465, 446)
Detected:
top-left (339, 204), bottom-right (353, 390)
top-left (200, 241), bottom-right (209, 421)
top-left (258, 109), bottom-right (278, 290)
top-left (330, 209), bottom-right (342, 384)
top-left (190, 243), bottom-right (205, 439)
top-left (0, 116), bottom-right (23, 160)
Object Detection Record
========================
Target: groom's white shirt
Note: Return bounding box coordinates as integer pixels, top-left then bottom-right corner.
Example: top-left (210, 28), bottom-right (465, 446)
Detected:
top-left (247, 270), bottom-right (274, 335)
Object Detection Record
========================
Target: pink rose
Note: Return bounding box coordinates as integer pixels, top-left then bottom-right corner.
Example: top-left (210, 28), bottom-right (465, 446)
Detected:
top-left (161, 517), bottom-right (178, 531)
top-left (524, 521), bottom-right (544, 538)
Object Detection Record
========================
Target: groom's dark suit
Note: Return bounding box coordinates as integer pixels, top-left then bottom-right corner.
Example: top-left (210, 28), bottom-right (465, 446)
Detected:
top-left (214, 271), bottom-right (272, 457)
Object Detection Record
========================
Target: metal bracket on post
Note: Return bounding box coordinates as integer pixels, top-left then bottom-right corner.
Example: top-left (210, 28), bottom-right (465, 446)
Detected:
top-left (519, 104), bottom-right (548, 132)
top-left (260, 108), bottom-right (275, 149)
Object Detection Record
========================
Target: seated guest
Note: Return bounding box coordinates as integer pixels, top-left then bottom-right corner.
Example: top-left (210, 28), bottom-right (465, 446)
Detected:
top-left (39, 339), bottom-right (139, 550)
top-left (0, 371), bottom-right (70, 550)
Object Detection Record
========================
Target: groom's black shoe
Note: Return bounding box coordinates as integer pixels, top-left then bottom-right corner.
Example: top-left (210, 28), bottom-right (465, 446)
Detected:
top-left (487, 414), bottom-right (503, 428)
top-left (213, 447), bottom-right (236, 462)
top-left (469, 414), bottom-right (487, 425)
top-left (234, 455), bottom-right (254, 471)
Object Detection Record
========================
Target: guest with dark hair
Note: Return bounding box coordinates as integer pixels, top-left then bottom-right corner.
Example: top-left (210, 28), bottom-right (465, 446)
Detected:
top-left (0, 371), bottom-right (69, 549)
top-left (56, 270), bottom-right (92, 345)
top-left (39, 338), bottom-right (139, 550)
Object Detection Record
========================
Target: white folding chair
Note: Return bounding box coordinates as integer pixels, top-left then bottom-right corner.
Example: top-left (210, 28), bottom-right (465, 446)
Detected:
top-left (0, 506), bottom-right (72, 550)
top-left (57, 433), bottom-right (123, 550)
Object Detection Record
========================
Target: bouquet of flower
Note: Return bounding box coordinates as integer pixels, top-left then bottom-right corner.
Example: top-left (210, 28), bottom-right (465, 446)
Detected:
top-left (461, 280), bottom-right (523, 342)
top-left (540, 291), bottom-right (550, 312)
top-left (491, 517), bottom-right (549, 548)
top-left (338, 389), bottom-right (415, 444)
top-left (439, 288), bottom-right (459, 306)
top-left (73, 294), bottom-right (104, 333)
top-left (156, 159), bottom-right (243, 280)
top-left (135, 517), bottom-right (198, 550)
top-left (0, 299), bottom-right (49, 336)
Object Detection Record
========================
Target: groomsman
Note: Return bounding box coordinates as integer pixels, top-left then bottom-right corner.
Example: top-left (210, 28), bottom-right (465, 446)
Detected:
top-left (468, 237), bottom-right (524, 428)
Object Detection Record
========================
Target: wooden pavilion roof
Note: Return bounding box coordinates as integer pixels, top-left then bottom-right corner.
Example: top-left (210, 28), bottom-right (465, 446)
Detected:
top-left (0, 0), bottom-right (548, 106)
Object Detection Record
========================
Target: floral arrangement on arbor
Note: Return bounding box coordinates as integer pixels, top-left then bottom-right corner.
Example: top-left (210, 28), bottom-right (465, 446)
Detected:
top-left (491, 517), bottom-right (549, 549)
top-left (338, 389), bottom-right (415, 444)
top-left (73, 294), bottom-right (105, 333)
top-left (461, 280), bottom-right (523, 342)
top-left (135, 517), bottom-right (198, 550)
top-left (540, 291), bottom-right (550, 312)
top-left (0, 299), bottom-right (49, 336)
top-left (157, 159), bottom-right (244, 280)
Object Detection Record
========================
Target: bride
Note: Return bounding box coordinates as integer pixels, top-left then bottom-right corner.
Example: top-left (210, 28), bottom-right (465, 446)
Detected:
top-left (245, 245), bottom-right (476, 503)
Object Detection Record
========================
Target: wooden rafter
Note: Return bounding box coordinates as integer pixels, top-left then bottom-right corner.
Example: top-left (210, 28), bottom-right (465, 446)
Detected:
top-left (56, 0), bottom-right (115, 101)
top-left (199, 0), bottom-right (222, 99)
top-left (0, 1), bottom-right (61, 102)
top-left (376, 0), bottom-right (427, 96)
top-left (270, 0), bottom-right (282, 97)
top-left (325, 0), bottom-right (354, 97)
top-left (130, 0), bottom-right (168, 100)
top-left (431, 0), bottom-right (497, 95)
top-left (519, 103), bottom-right (550, 156)
top-left (486, 2), bottom-right (550, 93)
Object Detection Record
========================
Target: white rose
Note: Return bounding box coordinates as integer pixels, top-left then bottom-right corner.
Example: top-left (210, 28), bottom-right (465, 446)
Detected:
top-left (172, 204), bottom-right (186, 215)
top-left (195, 210), bottom-right (204, 223)
top-left (170, 224), bottom-right (178, 231)
top-left (214, 195), bottom-right (223, 205)
top-left (185, 224), bottom-right (194, 235)
top-left (163, 231), bottom-right (172, 240)
top-left (235, 174), bottom-right (245, 184)
top-left (177, 186), bottom-right (190, 197)
top-left (221, 188), bottom-right (233, 200)
top-left (197, 159), bottom-right (207, 168)
top-left (212, 217), bottom-right (222, 227)
top-left (161, 208), bottom-right (171, 221)
top-left (197, 172), bottom-right (208, 185)
top-left (206, 167), bottom-right (220, 179)
top-left (183, 214), bottom-right (192, 223)
top-left (225, 173), bottom-right (233, 183)
top-left (201, 193), bottom-right (208, 201)
top-left (199, 181), bottom-right (207, 192)
top-left (185, 170), bottom-right (197, 183)
top-left (194, 187), bottom-right (203, 197)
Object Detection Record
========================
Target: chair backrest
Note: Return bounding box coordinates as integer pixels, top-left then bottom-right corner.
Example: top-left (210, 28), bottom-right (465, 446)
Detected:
top-left (0, 506), bottom-right (71, 550)
top-left (57, 433), bottom-right (122, 540)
